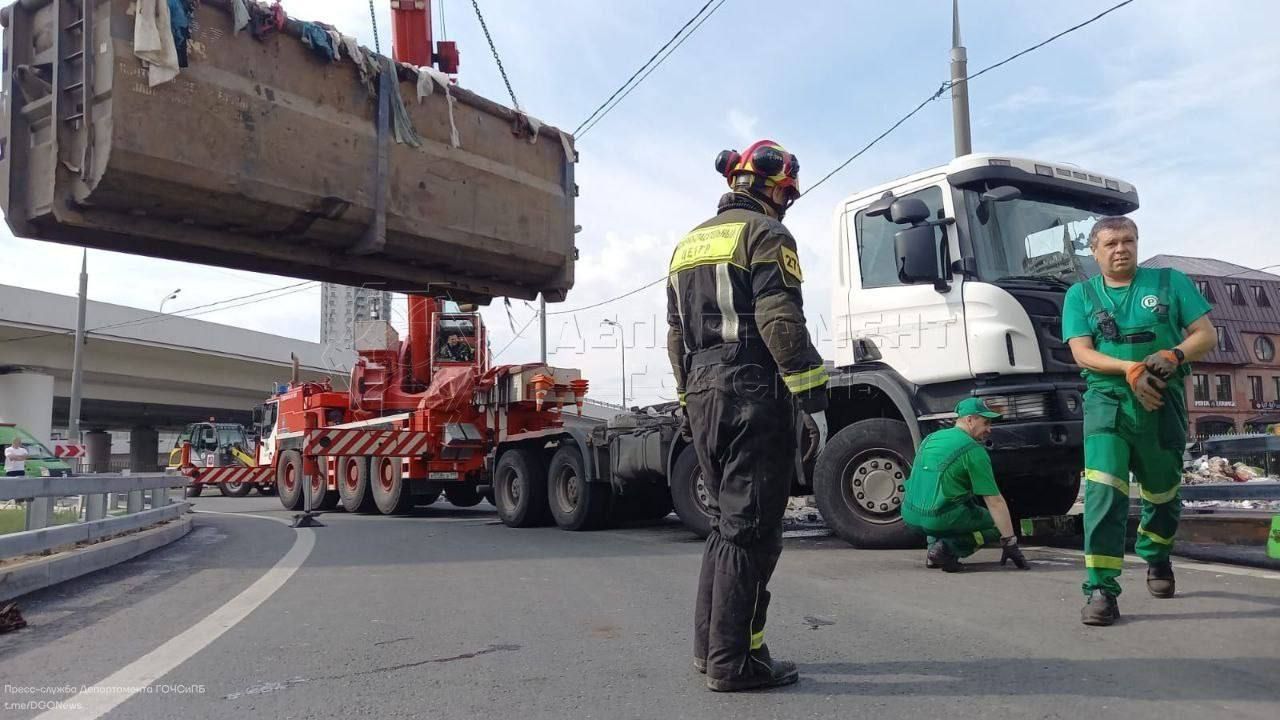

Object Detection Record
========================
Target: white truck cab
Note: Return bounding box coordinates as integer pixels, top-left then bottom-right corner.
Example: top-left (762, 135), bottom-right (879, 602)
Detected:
top-left (813, 154), bottom-right (1139, 547)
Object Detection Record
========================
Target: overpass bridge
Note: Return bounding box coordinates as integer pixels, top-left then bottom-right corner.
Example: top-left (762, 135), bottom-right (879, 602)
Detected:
top-left (0, 284), bottom-right (349, 471)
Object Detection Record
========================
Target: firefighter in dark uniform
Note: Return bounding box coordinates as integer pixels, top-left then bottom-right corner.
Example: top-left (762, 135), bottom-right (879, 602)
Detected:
top-left (667, 140), bottom-right (829, 692)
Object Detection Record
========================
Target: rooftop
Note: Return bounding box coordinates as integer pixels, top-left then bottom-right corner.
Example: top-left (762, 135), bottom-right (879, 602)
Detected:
top-left (1142, 255), bottom-right (1280, 282)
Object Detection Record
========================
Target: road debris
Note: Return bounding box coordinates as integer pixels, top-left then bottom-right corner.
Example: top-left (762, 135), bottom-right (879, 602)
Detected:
top-left (1184, 456), bottom-right (1276, 485)
top-left (0, 602), bottom-right (27, 634)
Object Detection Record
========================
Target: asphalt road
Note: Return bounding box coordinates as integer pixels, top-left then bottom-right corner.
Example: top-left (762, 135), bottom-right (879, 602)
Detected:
top-left (2, 494), bottom-right (1278, 720)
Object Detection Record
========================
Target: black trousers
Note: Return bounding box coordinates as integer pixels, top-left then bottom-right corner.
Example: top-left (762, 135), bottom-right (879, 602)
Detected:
top-left (687, 360), bottom-right (796, 681)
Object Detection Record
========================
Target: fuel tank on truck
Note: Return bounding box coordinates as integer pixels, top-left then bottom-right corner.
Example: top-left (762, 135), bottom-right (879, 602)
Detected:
top-left (0, 0), bottom-right (576, 303)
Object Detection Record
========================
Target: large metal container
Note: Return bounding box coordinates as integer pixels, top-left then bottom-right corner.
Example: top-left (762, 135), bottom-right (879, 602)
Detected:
top-left (1, 0), bottom-right (576, 303)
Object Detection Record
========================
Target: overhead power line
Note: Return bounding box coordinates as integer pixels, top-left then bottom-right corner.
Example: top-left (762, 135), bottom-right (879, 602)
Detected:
top-left (805, 0), bottom-right (1138, 196)
top-left (573, 0), bottom-right (726, 138)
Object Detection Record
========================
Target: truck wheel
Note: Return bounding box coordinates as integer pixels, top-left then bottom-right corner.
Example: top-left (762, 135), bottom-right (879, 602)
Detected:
top-left (371, 456), bottom-right (413, 514)
top-left (493, 448), bottom-right (551, 528)
top-left (308, 464), bottom-right (340, 511)
top-left (277, 450), bottom-right (305, 511)
top-left (548, 444), bottom-right (610, 531)
top-left (814, 418), bottom-right (922, 549)
top-left (338, 456), bottom-right (377, 513)
top-left (219, 481), bottom-right (253, 498)
top-left (669, 444), bottom-right (712, 539)
top-left (185, 483), bottom-right (203, 498)
top-left (444, 485), bottom-right (483, 508)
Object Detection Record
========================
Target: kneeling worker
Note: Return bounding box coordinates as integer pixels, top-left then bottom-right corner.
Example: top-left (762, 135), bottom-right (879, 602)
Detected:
top-left (902, 398), bottom-right (1028, 572)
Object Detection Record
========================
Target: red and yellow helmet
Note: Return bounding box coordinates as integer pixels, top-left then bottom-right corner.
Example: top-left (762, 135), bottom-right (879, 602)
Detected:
top-left (715, 140), bottom-right (801, 200)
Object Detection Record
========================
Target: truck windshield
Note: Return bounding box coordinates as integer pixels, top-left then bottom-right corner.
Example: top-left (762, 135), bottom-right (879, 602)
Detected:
top-left (962, 187), bottom-right (1104, 285)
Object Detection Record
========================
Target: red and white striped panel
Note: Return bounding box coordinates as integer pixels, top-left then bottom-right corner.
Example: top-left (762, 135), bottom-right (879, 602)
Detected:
top-left (182, 465), bottom-right (274, 485)
top-left (305, 429), bottom-right (433, 458)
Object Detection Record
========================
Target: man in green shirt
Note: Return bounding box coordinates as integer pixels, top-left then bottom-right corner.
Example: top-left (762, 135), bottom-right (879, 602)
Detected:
top-left (1062, 216), bottom-right (1216, 626)
top-left (902, 398), bottom-right (1029, 573)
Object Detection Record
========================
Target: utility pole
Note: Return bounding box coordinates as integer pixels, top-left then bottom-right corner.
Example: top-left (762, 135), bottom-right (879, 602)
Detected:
top-left (950, 0), bottom-right (973, 158)
top-left (539, 295), bottom-right (547, 364)
top-left (601, 318), bottom-right (625, 407)
top-left (68, 250), bottom-right (87, 441)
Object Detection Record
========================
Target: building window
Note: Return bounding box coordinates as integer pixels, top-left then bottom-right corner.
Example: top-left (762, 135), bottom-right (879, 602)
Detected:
top-left (1274, 376), bottom-right (1280, 401)
top-left (1256, 336), bottom-right (1276, 362)
top-left (1253, 285), bottom-right (1272, 307)
top-left (1216, 326), bottom-right (1233, 352)
top-left (1249, 375), bottom-right (1263, 403)
top-left (1196, 280), bottom-right (1215, 303)
top-left (1215, 374), bottom-right (1233, 402)
top-left (1192, 373), bottom-right (1210, 402)
top-left (1226, 282), bottom-right (1246, 305)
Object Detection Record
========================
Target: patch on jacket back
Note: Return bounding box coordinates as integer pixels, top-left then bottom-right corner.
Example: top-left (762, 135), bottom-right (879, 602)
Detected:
top-left (669, 223), bottom-right (746, 273)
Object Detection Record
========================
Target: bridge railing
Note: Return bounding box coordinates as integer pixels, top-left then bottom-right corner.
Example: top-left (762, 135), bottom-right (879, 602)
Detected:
top-left (0, 473), bottom-right (189, 561)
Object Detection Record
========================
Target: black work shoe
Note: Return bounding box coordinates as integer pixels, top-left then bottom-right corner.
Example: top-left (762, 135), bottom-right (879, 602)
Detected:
top-left (693, 657), bottom-right (706, 674)
top-left (706, 655), bottom-right (799, 692)
top-left (1147, 560), bottom-right (1176, 598)
top-left (1080, 590), bottom-right (1120, 626)
top-left (927, 541), bottom-right (964, 573)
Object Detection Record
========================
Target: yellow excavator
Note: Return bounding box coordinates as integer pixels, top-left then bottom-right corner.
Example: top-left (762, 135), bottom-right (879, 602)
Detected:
top-left (167, 421), bottom-right (268, 497)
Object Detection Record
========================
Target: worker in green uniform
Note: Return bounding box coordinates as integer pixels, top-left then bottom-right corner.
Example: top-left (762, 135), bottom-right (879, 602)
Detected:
top-left (902, 398), bottom-right (1029, 572)
top-left (1063, 216), bottom-right (1216, 626)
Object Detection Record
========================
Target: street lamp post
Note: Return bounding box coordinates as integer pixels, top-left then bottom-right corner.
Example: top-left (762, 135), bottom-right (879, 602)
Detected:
top-left (159, 288), bottom-right (181, 313)
top-left (601, 318), bottom-right (625, 407)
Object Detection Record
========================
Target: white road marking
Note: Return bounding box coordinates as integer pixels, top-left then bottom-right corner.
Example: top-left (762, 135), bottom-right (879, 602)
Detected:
top-left (37, 512), bottom-right (316, 719)
top-left (1035, 547), bottom-right (1280, 581)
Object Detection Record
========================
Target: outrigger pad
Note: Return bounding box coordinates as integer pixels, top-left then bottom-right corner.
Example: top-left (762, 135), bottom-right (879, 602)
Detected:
top-left (291, 512), bottom-right (325, 529)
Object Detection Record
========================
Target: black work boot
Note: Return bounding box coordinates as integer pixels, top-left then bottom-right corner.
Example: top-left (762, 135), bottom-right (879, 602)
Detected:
top-left (1080, 590), bottom-right (1120, 626)
top-left (706, 646), bottom-right (799, 692)
top-left (1147, 560), bottom-right (1176, 598)
top-left (927, 540), bottom-right (964, 573)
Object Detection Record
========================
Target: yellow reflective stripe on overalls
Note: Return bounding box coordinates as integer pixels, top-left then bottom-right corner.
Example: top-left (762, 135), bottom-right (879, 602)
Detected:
top-left (678, 392), bottom-right (686, 407)
top-left (783, 366), bottom-right (829, 394)
top-left (750, 630), bottom-right (765, 650)
top-left (1140, 484), bottom-right (1180, 505)
top-left (1085, 469), bottom-right (1129, 495)
top-left (972, 531), bottom-right (985, 547)
top-left (1085, 554), bottom-right (1125, 570)
top-left (1137, 527), bottom-right (1174, 545)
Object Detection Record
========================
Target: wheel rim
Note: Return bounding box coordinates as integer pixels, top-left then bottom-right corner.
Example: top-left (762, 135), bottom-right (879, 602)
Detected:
top-left (840, 449), bottom-right (908, 525)
top-left (226, 481), bottom-right (243, 492)
top-left (283, 463), bottom-right (297, 492)
top-left (499, 465), bottom-right (522, 509)
top-left (310, 471), bottom-right (324, 496)
top-left (692, 469), bottom-right (713, 517)
top-left (553, 463), bottom-right (580, 514)
top-left (344, 459), bottom-right (360, 492)
top-left (379, 460), bottom-right (395, 492)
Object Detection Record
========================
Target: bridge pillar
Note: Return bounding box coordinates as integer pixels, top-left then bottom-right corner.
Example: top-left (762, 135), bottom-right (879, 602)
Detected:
top-left (85, 429), bottom-right (111, 473)
top-left (0, 370), bottom-right (54, 443)
top-left (129, 426), bottom-right (160, 473)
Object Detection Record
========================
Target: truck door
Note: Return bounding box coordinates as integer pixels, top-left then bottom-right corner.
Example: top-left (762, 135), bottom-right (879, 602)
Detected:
top-left (839, 183), bottom-right (969, 384)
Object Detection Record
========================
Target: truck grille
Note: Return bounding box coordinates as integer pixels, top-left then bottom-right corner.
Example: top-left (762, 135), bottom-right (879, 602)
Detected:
top-left (981, 392), bottom-right (1052, 421)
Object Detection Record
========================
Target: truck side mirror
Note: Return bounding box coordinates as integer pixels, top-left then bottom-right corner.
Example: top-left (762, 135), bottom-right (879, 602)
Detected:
top-left (251, 405), bottom-right (263, 428)
top-left (896, 225), bottom-right (946, 288)
top-left (889, 197), bottom-right (931, 225)
top-left (865, 192), bottom-right (896, 219)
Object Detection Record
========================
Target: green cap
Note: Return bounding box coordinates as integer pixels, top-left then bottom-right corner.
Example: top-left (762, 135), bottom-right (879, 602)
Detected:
top-left (956, 397), bottom-right (1002, 419)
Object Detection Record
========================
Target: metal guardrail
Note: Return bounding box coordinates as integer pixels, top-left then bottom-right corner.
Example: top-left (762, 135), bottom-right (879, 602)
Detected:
top-left (0, 473), bottom-right (189, 561)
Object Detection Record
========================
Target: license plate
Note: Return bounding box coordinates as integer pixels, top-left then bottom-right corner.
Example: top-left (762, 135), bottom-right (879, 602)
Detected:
top-left (428, 471), bottom-right (459, 480)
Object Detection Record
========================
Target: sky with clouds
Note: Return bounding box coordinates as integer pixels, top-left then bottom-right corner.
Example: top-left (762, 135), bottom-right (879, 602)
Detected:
top-left (3, 0), bottom-right (1278, 406)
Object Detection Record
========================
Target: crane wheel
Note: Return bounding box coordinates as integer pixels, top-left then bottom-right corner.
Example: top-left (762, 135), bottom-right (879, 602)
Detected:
top-left (371, 456), bottom-right (413, 515)
top-left (338, 456), bottom-right (378, 513)
top-left (277, 450), bottom-right (305, 511)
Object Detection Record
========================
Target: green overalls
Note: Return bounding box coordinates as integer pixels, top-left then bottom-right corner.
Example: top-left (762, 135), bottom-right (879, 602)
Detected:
top-left (1068, 268), bottom-right (1201, 597)
top-left (902, 428), bottom-right (1003, 558)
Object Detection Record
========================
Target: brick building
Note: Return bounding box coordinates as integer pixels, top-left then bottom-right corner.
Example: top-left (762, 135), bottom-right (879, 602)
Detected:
top-left (1141, 255), bottom-right (1280, 437)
